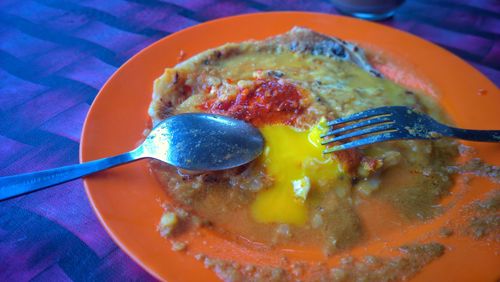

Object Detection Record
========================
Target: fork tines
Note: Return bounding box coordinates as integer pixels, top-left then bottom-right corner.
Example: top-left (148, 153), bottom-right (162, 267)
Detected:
top-left (321, 106), bottom-right (403, 153)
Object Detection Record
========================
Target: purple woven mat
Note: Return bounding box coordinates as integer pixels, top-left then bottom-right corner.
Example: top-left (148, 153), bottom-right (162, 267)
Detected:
top-left (0, 0), bottom-right (498, 281)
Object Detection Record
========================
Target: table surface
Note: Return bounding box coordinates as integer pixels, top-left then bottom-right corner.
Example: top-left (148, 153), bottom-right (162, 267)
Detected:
top-left (0, 0), bottom-right (498, 281)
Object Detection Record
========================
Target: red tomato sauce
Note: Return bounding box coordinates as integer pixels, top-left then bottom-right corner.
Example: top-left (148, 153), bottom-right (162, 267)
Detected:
top-left (200, 79), bottom-right (306, 126)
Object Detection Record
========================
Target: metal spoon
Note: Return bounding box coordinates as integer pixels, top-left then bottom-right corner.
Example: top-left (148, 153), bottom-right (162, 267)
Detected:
top-left (0, 113), bottom-right (264, 201)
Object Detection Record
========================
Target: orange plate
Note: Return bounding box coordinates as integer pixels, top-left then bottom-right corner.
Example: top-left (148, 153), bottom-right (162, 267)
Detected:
top-left (80, 12), bottom-right (500, 281)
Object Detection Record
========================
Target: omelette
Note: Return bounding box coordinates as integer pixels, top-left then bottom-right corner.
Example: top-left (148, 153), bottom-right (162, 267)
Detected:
top-left (149, 27), bottom-right (457, 253)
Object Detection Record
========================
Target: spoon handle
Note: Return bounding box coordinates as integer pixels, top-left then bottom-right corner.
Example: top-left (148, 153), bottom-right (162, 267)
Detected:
top-left (0, 149), bottom-right (142, 201)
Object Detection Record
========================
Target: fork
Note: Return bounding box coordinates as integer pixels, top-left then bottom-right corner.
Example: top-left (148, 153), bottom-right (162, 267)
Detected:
top-left (321, 106), bottom-right (500, 153)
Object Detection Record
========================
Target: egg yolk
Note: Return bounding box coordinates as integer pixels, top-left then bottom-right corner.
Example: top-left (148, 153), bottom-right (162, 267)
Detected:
top-left (251, 118), bottom-right (349, 226)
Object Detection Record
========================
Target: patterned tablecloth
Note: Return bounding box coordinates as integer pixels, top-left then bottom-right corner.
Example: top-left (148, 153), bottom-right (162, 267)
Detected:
top-left (0, 0), bottom-right (498, 280)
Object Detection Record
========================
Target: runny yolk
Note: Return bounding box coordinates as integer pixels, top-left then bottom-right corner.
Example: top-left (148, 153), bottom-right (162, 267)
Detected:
top-left (251, 118), bottom-right (348, 226)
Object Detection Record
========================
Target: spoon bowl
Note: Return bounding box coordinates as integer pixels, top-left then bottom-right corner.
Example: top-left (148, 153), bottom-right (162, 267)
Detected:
top-left (143, 113), bottom-right (264, 171)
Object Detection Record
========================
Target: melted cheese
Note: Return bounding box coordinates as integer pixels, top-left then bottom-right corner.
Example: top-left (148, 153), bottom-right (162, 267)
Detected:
top-left (216, 51), bottom-right (414, 115)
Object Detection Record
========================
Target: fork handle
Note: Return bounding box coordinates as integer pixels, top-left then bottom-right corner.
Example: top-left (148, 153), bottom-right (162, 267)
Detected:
top-left (445, 127), bottom-right (500, 142)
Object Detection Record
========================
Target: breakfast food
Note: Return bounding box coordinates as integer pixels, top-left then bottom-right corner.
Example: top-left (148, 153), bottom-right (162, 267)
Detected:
top-left (149, 27), bottom-right (462, 279)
